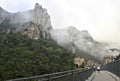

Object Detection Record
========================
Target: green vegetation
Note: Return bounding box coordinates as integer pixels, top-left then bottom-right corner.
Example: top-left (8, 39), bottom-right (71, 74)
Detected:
top-left (0, 33), bottom-right (75, 81)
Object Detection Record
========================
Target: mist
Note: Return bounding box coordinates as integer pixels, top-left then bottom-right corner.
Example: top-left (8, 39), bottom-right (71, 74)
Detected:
top-left (51, 27), bottom-right (108, 61)
top-left (1, 0), bottom-right (120, 44)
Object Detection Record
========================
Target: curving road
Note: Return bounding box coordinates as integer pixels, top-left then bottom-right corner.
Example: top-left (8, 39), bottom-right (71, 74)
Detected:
top-left (87, 71), bottom-right (120, 81)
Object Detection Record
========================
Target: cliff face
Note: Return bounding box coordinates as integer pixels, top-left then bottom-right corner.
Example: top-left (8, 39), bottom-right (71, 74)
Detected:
top-left (0, 3), bottom-right (109, 62)
top-left (51, 27), bottom-right (107, 62)
top-left (0, 3), bottom-right (52, 39)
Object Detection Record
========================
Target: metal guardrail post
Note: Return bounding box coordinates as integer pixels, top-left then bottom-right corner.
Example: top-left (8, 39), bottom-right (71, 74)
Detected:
top-left (80, 71), bottom-right (83, 81)
top-left (116, 61), bottom-right (119, 76)
top-left (118, 60), bottom-right (120, 76)
top-left (48, 76), bottom-right (51, 81)
top-left (115, 61), bottom-right (118, 75)
top-left (114, 61), bottom-right (115, 74)
top-left (72, 71), bottom-right (74, 81)
top-left (78, 71), bottom-right (81, 81)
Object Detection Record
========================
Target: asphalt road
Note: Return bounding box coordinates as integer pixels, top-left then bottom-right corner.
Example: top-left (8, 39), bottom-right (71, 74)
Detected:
top-left (87, 71), bottom-right (120, 81)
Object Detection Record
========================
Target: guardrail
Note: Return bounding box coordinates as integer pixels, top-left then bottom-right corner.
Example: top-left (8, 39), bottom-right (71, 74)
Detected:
top-left (7, 68), bottom-right (94, 81)
top-left (102, 60), bottom-right (120, 77)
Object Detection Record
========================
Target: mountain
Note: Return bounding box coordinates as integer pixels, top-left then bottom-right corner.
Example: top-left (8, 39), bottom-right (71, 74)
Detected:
top-left (0, 4), bottom-right (75, 80)
top-left (0, 3), bottom-right (108, 62)
top-left (0, 33), bottom-right (75, 80)
top-left (0, 3), bottom-right (52, 39)
top-left (51, 26), bottom-right (107, 62)
top-left (101, 42), bottom-right (120, 56)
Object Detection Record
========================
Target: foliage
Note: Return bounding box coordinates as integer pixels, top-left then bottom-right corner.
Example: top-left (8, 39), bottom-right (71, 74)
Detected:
top-left (0, 33), bottom-right (75, 81)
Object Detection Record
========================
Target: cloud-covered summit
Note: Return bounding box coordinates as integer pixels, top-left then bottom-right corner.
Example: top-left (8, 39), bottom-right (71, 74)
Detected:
top-left (0, 3), bottom-right (52, 39)
top-left (51, 26), bottom-right (107, 62)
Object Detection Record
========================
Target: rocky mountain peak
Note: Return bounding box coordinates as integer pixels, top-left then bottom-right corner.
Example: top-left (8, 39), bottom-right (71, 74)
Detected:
top-left (81, 30), bottom-right (89, 35)
top-left (51, 27), bottom-right (107, 62)
top-left (0, 7), bottom-right (2, 11)
top-left (34, 3), bottom-right (42, 10)
top-left (0, 3), bottom-right (53, 39)
top-left (0, 7), bottom-right (5, 11)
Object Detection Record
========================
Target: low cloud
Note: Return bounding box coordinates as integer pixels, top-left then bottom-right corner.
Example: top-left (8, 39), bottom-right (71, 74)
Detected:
top-left (1, 0), bottom-right (120, 43)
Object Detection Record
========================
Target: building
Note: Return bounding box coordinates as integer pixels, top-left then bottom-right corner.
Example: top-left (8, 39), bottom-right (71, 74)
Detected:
top-left (74, 57), bottom-right (85, 68)
top-left (103, 55), bottom-right (115, 64)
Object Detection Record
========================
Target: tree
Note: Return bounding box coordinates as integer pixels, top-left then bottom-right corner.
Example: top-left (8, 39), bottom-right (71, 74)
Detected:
top-left (0, 33), bottom-right (75, 80)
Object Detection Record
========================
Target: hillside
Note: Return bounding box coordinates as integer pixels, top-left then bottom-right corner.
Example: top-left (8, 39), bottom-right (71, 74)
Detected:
top-left (51, 27), bottom-right (107, 62)
top-left (0, 3), bottom-right (108, 62)
top-left (0, 33), bottom-right (74, 80)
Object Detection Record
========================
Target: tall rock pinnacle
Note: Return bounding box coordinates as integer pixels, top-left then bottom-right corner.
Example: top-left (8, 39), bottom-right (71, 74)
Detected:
top-left (0, 3), bottom-right (53, 39)
top-left (34, 3), bottom-right (52, 29)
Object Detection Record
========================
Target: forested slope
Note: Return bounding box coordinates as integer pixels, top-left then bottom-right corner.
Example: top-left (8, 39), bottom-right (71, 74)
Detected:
top-left (0, 33), bottom-right (75, 80)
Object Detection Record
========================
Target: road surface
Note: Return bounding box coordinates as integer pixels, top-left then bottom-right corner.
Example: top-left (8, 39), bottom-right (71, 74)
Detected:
top-left (87, 71), bottom-right (120, 81)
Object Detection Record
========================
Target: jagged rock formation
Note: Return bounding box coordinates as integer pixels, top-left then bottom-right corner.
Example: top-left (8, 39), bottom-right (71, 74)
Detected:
top-left (51, 26), bottom-right (107, 62)
top-left (0, 3), bottom-right (52, 39)
top-left (0, 3), bottom-right (110, 62)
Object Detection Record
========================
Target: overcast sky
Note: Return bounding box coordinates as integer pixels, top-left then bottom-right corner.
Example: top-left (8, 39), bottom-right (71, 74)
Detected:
top-left (0, 0), bottom-right (120, 43)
